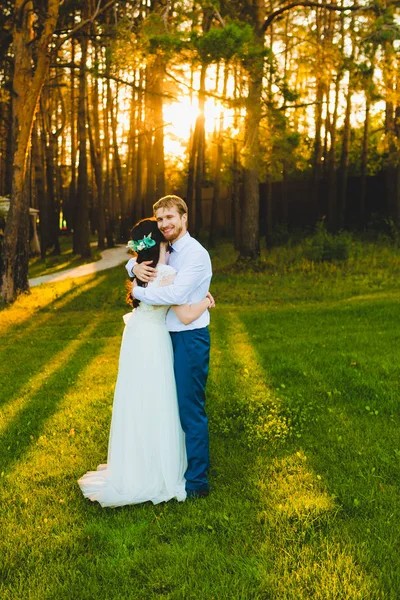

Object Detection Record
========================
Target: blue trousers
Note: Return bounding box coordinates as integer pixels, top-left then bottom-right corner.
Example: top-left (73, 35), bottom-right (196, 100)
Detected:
top-left (170, 327), bottom-right (210, 491)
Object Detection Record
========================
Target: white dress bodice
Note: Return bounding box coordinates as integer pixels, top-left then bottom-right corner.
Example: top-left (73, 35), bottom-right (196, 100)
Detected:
top-left (125, 264), bottom-right (176, 326)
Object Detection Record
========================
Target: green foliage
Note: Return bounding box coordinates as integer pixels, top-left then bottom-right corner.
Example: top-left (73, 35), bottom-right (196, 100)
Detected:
top-left (304, 222), bottom-right (352, 262)
top-left (147, 32), bottom-right (186, 57)
top-left (366, 214), bottom-right (400, 245)
top-left (367, 14), bottom-right (400, 44)
top-left (348, 113), bottom-right (384, 176)
top-left (191, 22), bottom-right (253, 64)
top-left (281, 83), bottom-right (301, 104)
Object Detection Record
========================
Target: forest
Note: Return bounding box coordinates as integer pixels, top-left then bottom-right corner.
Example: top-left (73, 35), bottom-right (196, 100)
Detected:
top-left (1, 0), bottom-right (400, 302)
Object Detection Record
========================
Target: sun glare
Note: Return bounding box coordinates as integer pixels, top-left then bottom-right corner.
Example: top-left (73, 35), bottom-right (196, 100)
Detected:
top-left (114, 64), bottom-right (238, 161)
top-left (163, 94), bottom-right (236, 159)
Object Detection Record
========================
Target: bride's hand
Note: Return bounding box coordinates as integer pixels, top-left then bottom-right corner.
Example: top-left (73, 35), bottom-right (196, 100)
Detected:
top-left (206, 292), bottom-right (215, 309)
top-left (133, 261), bottom-right (156, 282)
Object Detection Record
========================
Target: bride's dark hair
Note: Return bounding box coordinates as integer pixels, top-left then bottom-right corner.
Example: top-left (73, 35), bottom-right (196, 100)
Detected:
top-left (126, 218), bottom-right (165, 309)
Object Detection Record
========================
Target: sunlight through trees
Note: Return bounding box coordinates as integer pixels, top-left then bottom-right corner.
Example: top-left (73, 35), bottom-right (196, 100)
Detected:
top-left (1, 0), bottom-right (400, 301)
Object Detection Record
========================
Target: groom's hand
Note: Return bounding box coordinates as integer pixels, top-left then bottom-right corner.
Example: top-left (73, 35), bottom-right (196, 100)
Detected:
top-left (133, 261), bottom-right (157, 282)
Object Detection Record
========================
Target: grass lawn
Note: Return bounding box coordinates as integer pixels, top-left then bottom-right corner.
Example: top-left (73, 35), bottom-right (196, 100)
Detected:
top-left (1, 240), bottom-right (400, 599)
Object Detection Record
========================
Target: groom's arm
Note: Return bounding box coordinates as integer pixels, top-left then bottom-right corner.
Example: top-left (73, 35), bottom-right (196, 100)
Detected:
top-left (133, 251), bottom-right (210, 306)
top-left (125, 258), bottom-right (136, 278)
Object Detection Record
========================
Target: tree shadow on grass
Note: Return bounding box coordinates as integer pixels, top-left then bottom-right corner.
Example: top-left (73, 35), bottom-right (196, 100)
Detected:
top-left (0, 269), bottom-right (126, 411)
top-left (205, 307), bottom-right (381, 599)
top-left (0, 312), bottom-right (111, 475)
top-left (0, 266), bottom-right (128, 475)
top-left (2, 312), bottom-right (276, 600)
top-left (238, 304), bottom-right (399, 598)
top-left (0, 276), bottom-right (98, 333)
top-left (1, 302), bottom-right (382, 600)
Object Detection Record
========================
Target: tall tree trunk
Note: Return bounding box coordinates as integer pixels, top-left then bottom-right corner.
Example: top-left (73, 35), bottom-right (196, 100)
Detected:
top-left (103, 54), bottom-right (114, 248)
top-left (337, 13), bottom-right (355, 229)
top-left (337, 84), bottom-right (352, 229)
top-left (193, 45), bottom-right (212, 236)
top-left (265, 11), bottom-right (274, 248)
top-left (1, 0), bottom-right (60, 302)
top-left (383, 40), bottom-right (397, 226)
top-left (87, 88), bottom-right (105, 250)
top-left (153, 57), bottom-right (165, 199)
top-left (394, 75), bottom-right (400, 228)
top-left (32, 121), bottom-right (47, 258)
top-left (69, 34), bottom-right (77, 245)
top-left (240, 0), bottom-right (265, 259)
top-left (135, 71), bottom-right (145, 222)
top-left (359, 95), bottom-right (370, 228)
top-left (74, 25), bottom-right (91, 258)
top-left (194, 112), bottom-right (205, 236)
top-left (144, 66), bottom-right (156, 215)
top-left (326, 76), bottom-right (340, 231)
top-left (110, 84), bottom-right (126, 240)
top-left (186, 122), bottom-right (199, 224)
top-left (310, 8), bottom-right (326, 222)
top-left (281, 11), bottom-right (291, 224)
top-left (241, 75), bottom-right (262, 259)
top-left (209, 62), bottom-right (228, 247)
top-left (232, 63), bottom-right (241, 250)
top-left (127, 77), bottom-right (138, 228)
top-left (92, 37), bottom-right (105, 249)
top-left (42, 94), bottom-right (61, 254)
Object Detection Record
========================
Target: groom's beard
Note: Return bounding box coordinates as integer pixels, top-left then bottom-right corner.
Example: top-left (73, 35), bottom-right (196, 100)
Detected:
top-left (161, 222), bottom-right (183, 243)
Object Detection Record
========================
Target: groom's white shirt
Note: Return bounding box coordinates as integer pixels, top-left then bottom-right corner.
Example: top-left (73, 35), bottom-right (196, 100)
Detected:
top-left (127, 232), bottom-right (212, 332)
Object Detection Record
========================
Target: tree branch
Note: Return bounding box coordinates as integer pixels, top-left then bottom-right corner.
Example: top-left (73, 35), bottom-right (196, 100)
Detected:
top-left (55, 0), bottom-right (117, 50)
top-left (262, 2), bottom-right (373, 32)
top-left (165, 69), bottom-right (240, 106)
top-left (50, 62), bottom-right (178, 100)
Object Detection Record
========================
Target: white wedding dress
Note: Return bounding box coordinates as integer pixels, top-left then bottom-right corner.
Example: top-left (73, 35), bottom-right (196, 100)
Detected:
top-left (78, 264), bottom-right (187, 507)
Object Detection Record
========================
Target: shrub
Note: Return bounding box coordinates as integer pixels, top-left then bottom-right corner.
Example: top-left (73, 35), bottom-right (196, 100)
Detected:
top-left (367, 213), bottom-right (400, 245)
top-left (304, 221), bottom-right (351, 262)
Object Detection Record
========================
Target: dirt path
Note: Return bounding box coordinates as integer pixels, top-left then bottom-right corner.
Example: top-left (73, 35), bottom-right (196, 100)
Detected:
top-left (29, 246), bottom-right (129, 287)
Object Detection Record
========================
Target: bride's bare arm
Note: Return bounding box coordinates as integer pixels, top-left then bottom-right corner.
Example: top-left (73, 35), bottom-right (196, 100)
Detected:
top-left (173, 292), bottom-right (215, 325)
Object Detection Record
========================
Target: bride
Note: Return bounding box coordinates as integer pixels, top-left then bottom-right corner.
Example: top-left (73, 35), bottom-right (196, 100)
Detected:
top-left (78, 218), bottom-right (213, 507)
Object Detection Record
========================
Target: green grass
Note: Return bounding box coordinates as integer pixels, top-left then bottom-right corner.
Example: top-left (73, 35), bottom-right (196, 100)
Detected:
top-left (29, 235), bottom-right (101, 279)
top-left (1, 240), bottom-right (399, 599)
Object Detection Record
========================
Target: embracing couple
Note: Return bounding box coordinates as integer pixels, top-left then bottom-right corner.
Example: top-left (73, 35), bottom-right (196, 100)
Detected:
top-left (78, 195), bottom-right (214, 506)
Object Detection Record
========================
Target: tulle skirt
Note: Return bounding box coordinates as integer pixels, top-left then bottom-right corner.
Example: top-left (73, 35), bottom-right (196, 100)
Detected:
top-left (78, 309), bottom-right (187, 507)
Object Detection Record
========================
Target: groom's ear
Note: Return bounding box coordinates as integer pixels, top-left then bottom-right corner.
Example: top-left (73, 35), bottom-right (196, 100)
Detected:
top-left (182, 213), bottom-right (188, 227)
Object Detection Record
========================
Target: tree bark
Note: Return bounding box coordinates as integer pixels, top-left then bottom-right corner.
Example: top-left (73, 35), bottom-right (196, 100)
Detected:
top-left (326, 75), bottom-right (340, 231)
top-left (209, 62), bottom-right (229, 247)
top-left (337, 83), bottom-right (352, 229)
top-left (92, 34), bottom-right (105, 250)
top-left (42, 92), bottom-right (61, 254)
top-left (87, 87), bottom-right (105, 250)
top-left (359, 96), bottom-right (370, 228)
top-left (310, 8), bottom-right (325, 222)
top-left (69, 34), bottom-right (77, 244)
top-left (1, 0), bottom-right (60, 302)
top-left (74, 25), bottom-right (91, 258)
top-left (153, 57), bottom-right (165, 199)
top-left (194, 63), bottom-right (207, 237)
top-left (240, 0), bottom-right (265, 260)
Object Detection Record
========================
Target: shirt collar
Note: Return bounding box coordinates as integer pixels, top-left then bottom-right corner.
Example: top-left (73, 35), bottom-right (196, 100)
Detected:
top-left (170, 232), bottom-right (190, 253)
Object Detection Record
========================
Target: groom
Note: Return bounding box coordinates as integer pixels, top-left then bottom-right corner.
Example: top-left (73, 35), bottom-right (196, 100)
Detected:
top-left (126, 195), bottom-right (213, 498)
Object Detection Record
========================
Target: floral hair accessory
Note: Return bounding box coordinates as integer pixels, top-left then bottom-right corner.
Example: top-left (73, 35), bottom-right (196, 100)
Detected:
top-left (127, 232), bottom-right (157, 252)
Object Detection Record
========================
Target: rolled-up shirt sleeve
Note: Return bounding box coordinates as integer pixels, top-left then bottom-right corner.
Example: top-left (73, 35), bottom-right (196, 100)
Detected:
top-left (133, 250), bottom-right (209, 305)
top-left (125, 258), bottom-right (136, 277)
